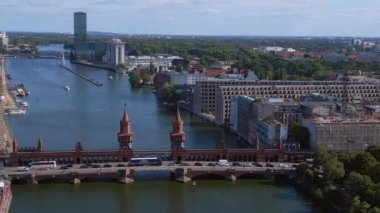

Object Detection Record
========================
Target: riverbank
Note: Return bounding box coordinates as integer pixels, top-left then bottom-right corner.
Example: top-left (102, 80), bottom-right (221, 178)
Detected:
top-left (0, 59), bottom-right (15, 154)
top-left (0, 59), bottom-right (17, 110)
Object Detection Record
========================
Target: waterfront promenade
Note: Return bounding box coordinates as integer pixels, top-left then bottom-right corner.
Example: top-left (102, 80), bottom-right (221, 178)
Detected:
top-left (0, 59), bottom-right (15, 153)
top-left (0, 59), bottom-right (17, 110)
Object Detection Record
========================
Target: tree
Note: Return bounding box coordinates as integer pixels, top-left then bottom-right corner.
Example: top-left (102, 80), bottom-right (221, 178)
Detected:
top-left (128, 72), bottom-right (141, 87)
top-left (323, 156), bottom-right (345, 182)
top-left (149, 62), bottom-right (156, 75)
top-left (117, 63), bottom-right (126, 69)
top-left (311, 188), bottom-right (324, 202)
top-left (350, 196), bottom-right (364, 213)
top-left (347, 172), bottom-right (373, 197)
top-left (141, 70), bottom-right (151, 84)
top-left (313, 148), bottom-right (345, 182)
top-left (367, 146), bottom-right (380, 161)
top-left (296, 163), bottom-right (315, 184)
top-left (161, 82), bottom-right (180, 103)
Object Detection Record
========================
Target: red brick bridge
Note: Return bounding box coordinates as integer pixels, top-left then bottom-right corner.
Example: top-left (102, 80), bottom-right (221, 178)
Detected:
top-left (9, 107), bottom-right (311, 167)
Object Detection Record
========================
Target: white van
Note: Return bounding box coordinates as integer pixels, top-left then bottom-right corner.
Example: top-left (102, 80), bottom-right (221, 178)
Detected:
top-left (217, 159), bottom-right (229, 166)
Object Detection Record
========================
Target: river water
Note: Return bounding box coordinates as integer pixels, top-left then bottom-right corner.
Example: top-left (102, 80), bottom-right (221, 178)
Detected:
top-left (5, 54), bottom-right (315, 212)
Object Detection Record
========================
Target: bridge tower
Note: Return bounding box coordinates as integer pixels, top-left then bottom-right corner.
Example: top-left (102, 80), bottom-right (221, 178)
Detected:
top-left (37, 137), bottom-right (44, 152)
top-left (117, 108), bottom-right (134, 150)
top-left (170, 106), bottom-right (185, 150)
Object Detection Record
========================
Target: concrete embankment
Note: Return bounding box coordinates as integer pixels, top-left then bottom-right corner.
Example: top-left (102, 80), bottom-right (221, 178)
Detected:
top-left (0, 59), bottom-right (17, 110)
top-left (71, 61), bottom-right (116, 72)
top-left (59, 64), bottom-right (103, 87)
top-left (0, 59), bottom-right (16, 153)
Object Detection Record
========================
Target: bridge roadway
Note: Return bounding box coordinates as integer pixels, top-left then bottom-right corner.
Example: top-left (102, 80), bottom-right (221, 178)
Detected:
top-left (3, 162), bottom-right (297, 184)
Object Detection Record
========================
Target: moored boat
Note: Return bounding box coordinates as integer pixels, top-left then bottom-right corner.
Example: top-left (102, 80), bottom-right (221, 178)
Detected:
top-left (5, 109), bottom-right (27, 115)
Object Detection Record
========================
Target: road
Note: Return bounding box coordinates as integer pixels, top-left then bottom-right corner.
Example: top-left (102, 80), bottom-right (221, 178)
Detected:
top-left (2, 161), bottom-right (298, 177)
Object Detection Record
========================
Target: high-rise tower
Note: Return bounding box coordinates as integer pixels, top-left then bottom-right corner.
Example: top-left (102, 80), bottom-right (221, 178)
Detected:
top-left (74, 12), bottom-right (87, 48)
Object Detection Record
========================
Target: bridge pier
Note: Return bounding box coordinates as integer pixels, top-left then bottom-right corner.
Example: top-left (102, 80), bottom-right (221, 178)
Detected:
top-left (30, 173), bottom-right (38, 185)
top-left (227, 174), bottom-right (237, 182)
top-left (118, 169), bottom-right (134, 184)
top-left (71, 177), bottom-right (81, 184)
top-left (174, 168), bottom-right (191, 183)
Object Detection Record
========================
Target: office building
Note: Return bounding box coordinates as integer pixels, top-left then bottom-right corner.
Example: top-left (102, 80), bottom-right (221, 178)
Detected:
top-left (74, 12), bottom-right (87, 46)
top-left (108, 39), bottom-right (125, 67)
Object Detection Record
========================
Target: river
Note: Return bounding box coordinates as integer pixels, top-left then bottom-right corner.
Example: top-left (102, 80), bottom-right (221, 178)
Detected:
top-left (5, 53), bottom-right (315, 212)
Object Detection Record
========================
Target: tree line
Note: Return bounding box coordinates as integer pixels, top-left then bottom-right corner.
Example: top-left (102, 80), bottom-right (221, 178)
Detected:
top-left (296, 147), bottom-right (380, 212)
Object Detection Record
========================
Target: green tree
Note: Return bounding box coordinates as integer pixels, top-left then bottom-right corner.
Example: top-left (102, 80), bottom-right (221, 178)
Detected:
top-left (128, 72), bottom-right (141, 87)
top-left (161, 82), bottom-right (180, 103)
top-left (149, 62), bottom-right (156, 74)
top-left (311, 188), bottom-right (324, 202)
top-left (347, 172), bottom-right (373, 197)
top-left (141, 70), bottom-right (151, 84)
top-left (117, 63), bottom-right (126, 69)
top-left (350, 196), bottom-right (371, 213)
top-left (367, 146), bottom-right (380, 161)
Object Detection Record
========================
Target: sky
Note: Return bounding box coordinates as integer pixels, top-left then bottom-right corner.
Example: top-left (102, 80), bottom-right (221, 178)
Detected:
top-left (0, 0), bottom-right (380, 36)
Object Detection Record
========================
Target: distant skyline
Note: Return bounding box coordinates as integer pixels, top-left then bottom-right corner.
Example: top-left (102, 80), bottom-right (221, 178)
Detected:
top-left (1, 0), bottom-right (380, 37)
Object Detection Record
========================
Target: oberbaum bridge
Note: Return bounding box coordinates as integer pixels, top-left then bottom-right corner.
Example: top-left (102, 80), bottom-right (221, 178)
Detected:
top-left (5, 108), bottom-right (312, 184)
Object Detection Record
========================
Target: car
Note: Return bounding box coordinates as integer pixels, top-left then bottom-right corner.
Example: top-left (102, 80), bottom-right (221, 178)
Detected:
top-left (207, 163), bottom-right (216, 166)
top-left (60, 166), bottom-right (68, 170)
top-left (79, 165), bottom-right (89, 169)
top-left (194, 162), bottom-right (203, 166)
top-left (66, 164), bottom-right (73, 168)
top-left (116, 163), bottom-right (126, 167)
top-left (253, 163), bottom-right (263, 167)
top-left (16, 166), bottom-right (29, 172)
top-left (85, 163), bottom-right (92, 167)
top-left (266, 163), bottom-right (275, 167)
top-left (103, 164), bottom-right (112, 168)
top-left (279, 164), bottom-right (289, 168)
top-left (292, 164), bottom-right (299, 168)
top-left (232, 162), bottom-right (242, 166)
top-left (92, 164), bottom-right (101, 168)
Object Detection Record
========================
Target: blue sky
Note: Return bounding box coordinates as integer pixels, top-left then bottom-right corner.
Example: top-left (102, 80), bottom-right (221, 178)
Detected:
top-left (0, 0), bottom-right (380, 36)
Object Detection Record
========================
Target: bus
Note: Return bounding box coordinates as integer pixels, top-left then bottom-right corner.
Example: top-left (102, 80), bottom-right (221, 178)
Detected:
top-left (130, 157), bottom-right (162, 166)
top-left (29, 161), bottom-right (57, 170)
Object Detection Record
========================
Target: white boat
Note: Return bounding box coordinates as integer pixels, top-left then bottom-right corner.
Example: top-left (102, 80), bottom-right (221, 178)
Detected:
top-left (109, 76), bottom-right (114, 80)
top-left (6, 109), bottom-right (26, 115)
top-left (192, 181), bottom-right (197, 186)
top-left (64, 85), bottom-right (70, 91)
top-left (20, 101), bottom-right (28, 108)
